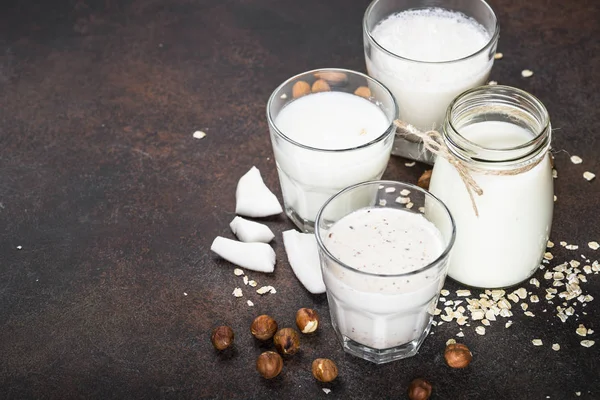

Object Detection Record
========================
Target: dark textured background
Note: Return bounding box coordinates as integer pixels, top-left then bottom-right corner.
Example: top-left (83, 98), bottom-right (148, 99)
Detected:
top-left (0, 0), bottom-right (599, 398)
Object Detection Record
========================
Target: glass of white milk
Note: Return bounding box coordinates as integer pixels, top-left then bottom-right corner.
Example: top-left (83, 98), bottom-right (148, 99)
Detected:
top-left (363, 0), bottom-right (499, 163)
top-left (267, 69), bottom-right (397, 233)
top-left (315, 180), bottom-right (455, 364)
top-left (428, 85), bottom-right (553, 289)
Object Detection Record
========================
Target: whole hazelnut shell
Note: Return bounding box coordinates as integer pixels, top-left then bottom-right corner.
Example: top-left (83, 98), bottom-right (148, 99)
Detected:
top-left (211, 326), bottom-right (234, 350)
top-left (418, 170), bottom-right (432, 190)
top-left (273, 328), bottom-right (300, 356)
top-left (295, 308), bottom-right (319, 334)
top-left (256, 351), bottom-right (283, 379)
top-left (444, 343), bottom-right (473, 368)
top-left (251, 315), bottom-right (278, 340)
top-left (408, 378), bottom-right (432, 400)
top-left (312, 358), bottom-right (338, 382)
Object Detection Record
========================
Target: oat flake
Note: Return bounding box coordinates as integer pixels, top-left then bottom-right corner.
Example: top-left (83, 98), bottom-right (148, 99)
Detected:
top-left (232, 288), bottom-right (243, 297)
top-left (532, 339), bottom-right (543, 346)
top-left (475, 326), bottom-right (486, 335)
top-left (247, 300), bottom-right (254, 307)
top-left (552, 343), bottom-right (560, 351)
top-left (405, 161), bottom-right (416, 167)
top-left (580, 340), bottom-right (595, 348)
top-left (570, 155), bottom-right (583, 164)
top-left (193, 130), bottom-right (207, 139)
top-left (234, 268), bottom-right (244, 276)
top-left (583, 171), bottom-right (595, 181)
top-left (588, 241), bottom-right (599, 250)
top-left (521, 69), bottom-right (534, 78)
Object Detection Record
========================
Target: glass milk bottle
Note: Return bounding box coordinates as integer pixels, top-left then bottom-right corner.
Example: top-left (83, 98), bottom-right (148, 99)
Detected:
top-left (428, 85), bottom-right (553, 288)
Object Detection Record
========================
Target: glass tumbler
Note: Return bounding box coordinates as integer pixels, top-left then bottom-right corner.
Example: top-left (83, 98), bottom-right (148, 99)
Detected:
top-left (267, 68), bottom-right (397, 233)
top-left (363, 0), bottom-right (499, 163)
top-left (315, 180), bottom-right (455, 364)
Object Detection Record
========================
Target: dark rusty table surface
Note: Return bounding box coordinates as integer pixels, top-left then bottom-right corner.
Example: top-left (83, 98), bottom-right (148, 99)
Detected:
top-left (1, 0), bottom-right (599, 399)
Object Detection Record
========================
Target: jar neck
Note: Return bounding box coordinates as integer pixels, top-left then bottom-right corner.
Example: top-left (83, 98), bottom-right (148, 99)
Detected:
top-left (443, 85), bottom-right (551, 171)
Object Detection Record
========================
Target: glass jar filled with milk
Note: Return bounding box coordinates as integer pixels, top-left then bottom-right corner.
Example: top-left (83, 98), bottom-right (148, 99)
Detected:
top-left (363, 0), bottom-right (499, 163)
top-left (428, 85), bottom-right (553, 289)
top-left (267, 69), bottom-right (397, 233)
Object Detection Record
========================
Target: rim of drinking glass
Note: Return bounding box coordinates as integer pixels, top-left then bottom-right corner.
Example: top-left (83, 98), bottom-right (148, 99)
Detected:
top-left (266, 68), bottom-right (398, 153)
top-left (363, 0), bottom-right (500, 65)
top-left (314, 180), bottom-right (456, 278)
top-left (446, 84), bottom-right (551, 155)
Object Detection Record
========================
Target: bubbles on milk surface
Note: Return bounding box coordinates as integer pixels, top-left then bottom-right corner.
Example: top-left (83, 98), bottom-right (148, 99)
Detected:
top-left (372, 8), bottom-right (490, 62)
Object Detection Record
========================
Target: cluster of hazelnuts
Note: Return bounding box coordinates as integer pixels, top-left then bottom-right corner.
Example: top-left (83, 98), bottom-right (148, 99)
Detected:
top-left (211, 307), bottom-right (338, 383)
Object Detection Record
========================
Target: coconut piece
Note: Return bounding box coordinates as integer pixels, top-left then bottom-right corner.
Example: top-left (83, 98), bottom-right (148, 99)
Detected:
top-left (229, 216), bottom-right (275, 243)
top-left (235, 166), bottom-right (283, 217)
top-left (211, 236), bottom-right (275, 273)
top-left (282, 230), bottom-right (326, 294)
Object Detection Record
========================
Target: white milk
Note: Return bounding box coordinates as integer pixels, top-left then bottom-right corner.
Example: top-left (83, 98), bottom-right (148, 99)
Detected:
top-left (367, 8), bottom-right (493, 132)
top-left (272, 92), bottom-right (392, 227)
top-left (322, 207), bottom-right (446, 349)
top-left (429, 121), bottom-right (554, 288)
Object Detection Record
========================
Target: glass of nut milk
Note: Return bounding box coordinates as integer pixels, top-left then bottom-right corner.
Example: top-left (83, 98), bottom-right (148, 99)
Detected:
top-left (267, 68), bottom-right (397, 233)
top-left (428, 85), bottom-right (554, 289)
top-left (315, 180), bottom-right (455, 364)
top-left (363, 0), bottom-right (499, 163)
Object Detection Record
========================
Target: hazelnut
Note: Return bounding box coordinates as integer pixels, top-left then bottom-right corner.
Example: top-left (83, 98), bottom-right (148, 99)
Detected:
top-left (273, 328), bottom-right (300, 356)
top-left (313, 71), bottom-right (348, 85)
top-left (311, 358), bottom-right (338, 382)
top-left (444, 343), bottom-right (473, 368)
top-left (408, 378), bottom-right (432, 400)
top-left (251, 314), bottom-right (278, 340)
top-left (256, 351), bottom-right (283, 379)
top-left (210, 325), bottom-right (234, 350)
top-left (417, 169), bottom-right (432, 190)
top-left (295, 308), bottom-right (319, 334)
top-left (354, 86), bottom-right (372, 99)
top-left (311, 79), bottom-right (331, 93)
top-left (292, 81), bottom-right (311, 98)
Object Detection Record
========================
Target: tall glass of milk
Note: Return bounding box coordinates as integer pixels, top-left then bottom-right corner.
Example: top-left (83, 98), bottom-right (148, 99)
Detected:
top-left (267, 69), bottom-right (397, 233)
top-left (363, 0), bottom-right (499, 163)
top-left (315, 180), bottom-right (455, 364)
top-left (428, 85), bottom-right (553, 289)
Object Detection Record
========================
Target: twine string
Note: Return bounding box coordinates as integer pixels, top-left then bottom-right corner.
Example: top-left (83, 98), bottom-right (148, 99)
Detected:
top-left (394, 120), bottom-right (545, 217)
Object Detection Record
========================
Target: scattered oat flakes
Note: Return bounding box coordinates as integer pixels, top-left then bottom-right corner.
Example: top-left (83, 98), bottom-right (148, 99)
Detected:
top-left (494, 52), bottom-right (503, 60)
top-left (580, 340), bottom-right (595, 348)
top-left (532, 339), bottom-right (543, 346)
top-left (441, 289), bottom-right (450, 296)
top-left (575, 392), bottom-right (581, 397)
top-left (247, 300), bottom-right (254, 307)
top-left (234, 268), bottom-right (244, 276)
top-left (379, 199), bottom-right (387, 206)
top-left (183, 292), bottom-right (188, 296)
top-left (488, 80), bottom-right (498, 85)
top-left (524, 311), bottom-right (535, 317)
top-left (475, 326), bottom-right (486, 335)
top-left (583, 171), bottom-right (596, 181)
top-left (570, 155), bottom-right (583, 164)
top-left (232, 287), bottom-right (243, 297)
top-left (530, 295), bottom-right (540, 303)
top-left (560, 241), bottom-right (567, 247)
top-left (565, 244), bottom-right (579, 250)
top-left (544, 252), bottom-right (554, 260)
top-left (521, 69), bottom-right (534, 78)
top-left (552, 169), bottom-right (557, 178)
top-left (193, 130), bottom-right (207, 139)
top-left (446, 338), bottom-right (456, 346)
top-left (406, 202), bottom-right (414, 209)
top-left (405, 161), bottom-right (416, 167)
top-left (554, 195), bottom-right (557, 202)
top-left (521, 303), bottom-right (528, 311)
top-left (547, 240), bottom-right (554, 248)
top-left (385, 187), bottom-right (396, 193)
top-left (243, 276), bottom-right (249, 285)
top-left (399, 189), bottom-right (411, 196)
top-left (456, 290), bottom-right (471, 297)
top-left (456, 331), bottom-right (465, 337)
top-left (249, 280), bottom-right (257, 287)
top-left (552, 343), bottom-right (560, 351)
top-left (515, 288), bottom-right (527, 299)
top-left (505, 321), bottom-right (513, 328)
top-left (322, 388), bottom-right (331, 394)
top-left (16, 245), bottom-right (22, 250)
top-left (588, 241), bottom-right (599, 250)
top-left (418, 206), bottom-right (425, 213)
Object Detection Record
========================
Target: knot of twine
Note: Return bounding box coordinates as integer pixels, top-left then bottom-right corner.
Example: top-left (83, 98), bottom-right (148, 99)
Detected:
top-left (394, 120), bottom-right (545, 217)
